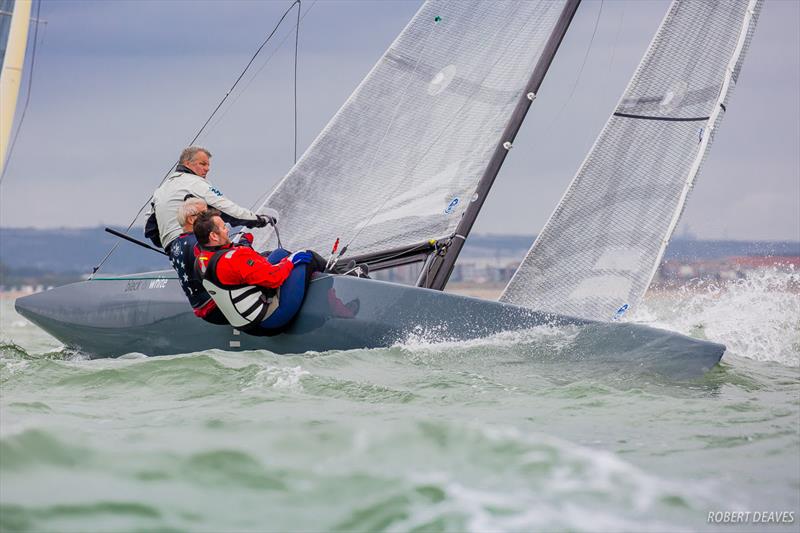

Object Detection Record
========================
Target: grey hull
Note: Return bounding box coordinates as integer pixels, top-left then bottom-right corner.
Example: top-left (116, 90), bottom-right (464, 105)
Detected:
top-left (15, 271), bottom-right (724, 378)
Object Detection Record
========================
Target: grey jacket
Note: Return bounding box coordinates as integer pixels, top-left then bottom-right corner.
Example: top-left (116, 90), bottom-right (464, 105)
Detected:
top-left (148, 170), bottom-right (258, 249)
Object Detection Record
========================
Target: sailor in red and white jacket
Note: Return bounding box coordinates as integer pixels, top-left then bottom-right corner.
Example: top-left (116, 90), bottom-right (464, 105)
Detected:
top-left (193, 211), bottom-right (313, 332)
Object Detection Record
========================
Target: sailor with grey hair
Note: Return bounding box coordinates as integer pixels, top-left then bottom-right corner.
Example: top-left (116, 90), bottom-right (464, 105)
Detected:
top-left (176, 196), bottom-right (208, 228)
top-left (166, 198), bottom-right (227, 324)
top-left (145, 145), bottom-right (271, 250)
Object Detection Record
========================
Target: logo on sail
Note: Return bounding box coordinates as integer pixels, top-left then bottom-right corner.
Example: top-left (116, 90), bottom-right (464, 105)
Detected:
top-left (612, 303), bottom-right (629, 321)
top-left (445, 197), bottom-right (460, 214)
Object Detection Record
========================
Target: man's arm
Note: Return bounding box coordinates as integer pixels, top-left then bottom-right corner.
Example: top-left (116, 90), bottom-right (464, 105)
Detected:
top-left (225, 247), bottom-right (294, 289)
top-left (219, 212), bottom-right (262, 228)
top-left (190, 180), bottom-right (261, 226)
top-left (144, 203), bottom-right (162, 248)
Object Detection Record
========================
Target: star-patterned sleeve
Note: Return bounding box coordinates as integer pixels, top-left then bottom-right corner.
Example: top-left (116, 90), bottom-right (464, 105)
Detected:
top-left (169, 234), bottom-right (208, 304)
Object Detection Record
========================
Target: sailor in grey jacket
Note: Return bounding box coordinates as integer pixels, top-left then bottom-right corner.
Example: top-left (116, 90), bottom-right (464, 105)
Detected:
top-left (145, 146), bottom-right (269, 250)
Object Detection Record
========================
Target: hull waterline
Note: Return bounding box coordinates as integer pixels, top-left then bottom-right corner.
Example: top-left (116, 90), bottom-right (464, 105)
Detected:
top-left (15, 272), bottom-right (725, 378)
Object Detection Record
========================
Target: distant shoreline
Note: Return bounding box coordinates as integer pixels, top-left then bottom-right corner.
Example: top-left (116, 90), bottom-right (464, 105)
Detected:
top-left (1, 290), bottom-right (40, 301)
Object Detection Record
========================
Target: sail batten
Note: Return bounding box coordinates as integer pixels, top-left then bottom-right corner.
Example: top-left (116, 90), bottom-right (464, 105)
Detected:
top-left (501, 0), bottom-right (763, 322)
top-left (254, 0), bottom-right (568, 259)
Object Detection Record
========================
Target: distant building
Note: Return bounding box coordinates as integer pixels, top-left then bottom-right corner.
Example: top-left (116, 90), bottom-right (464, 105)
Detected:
top-left (655, 256), bottom-right (798, 284)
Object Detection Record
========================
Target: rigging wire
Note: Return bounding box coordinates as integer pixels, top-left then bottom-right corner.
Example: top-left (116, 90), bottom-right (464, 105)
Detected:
top-left (541, 0), bottom-right (604, 133)
top-left (0, 0), bottom-right (44, 186)
top-left (204, 0), bottom-right (316, 144)
top-left (244, 0), bottom-right (316, 215)
top-left (293, 0), bottom-right (300, 164)
top-left (91, 0), bottom-right (303, 277)
top-left (608, 0), bottom-right (625, 70)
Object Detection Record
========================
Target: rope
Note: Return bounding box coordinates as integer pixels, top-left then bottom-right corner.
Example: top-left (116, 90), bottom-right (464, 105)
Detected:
top-left (311, 240), bottom-right (434, 283)
top-left (91, 0), bottom-right (303, 277)
top-left (0, 0), bottom-right (44, 186)
top-left (272, 221), bottom-right (284, 249)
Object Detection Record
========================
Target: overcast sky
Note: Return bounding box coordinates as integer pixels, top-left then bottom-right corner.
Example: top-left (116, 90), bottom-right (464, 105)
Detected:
top-left (0, 0), bottom-right (798, 241)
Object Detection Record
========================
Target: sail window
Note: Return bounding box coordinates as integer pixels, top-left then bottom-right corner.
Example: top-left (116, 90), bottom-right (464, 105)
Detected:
top-left (659, 81), bottom-right (688, 112)
top-left (593, 248), bottom-right (644, 272)
top-left (428, 65), bottom-right (457, 96)
top-left (569, 276), bottom-right (633, 300)
top-left (252, 1), bottom-right (568, 261)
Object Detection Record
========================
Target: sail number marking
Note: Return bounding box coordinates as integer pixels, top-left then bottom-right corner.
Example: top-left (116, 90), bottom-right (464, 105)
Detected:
top-left (149, 278), bottom-right (168, 289)
top-left (124, 278), bottom-right (168, 292)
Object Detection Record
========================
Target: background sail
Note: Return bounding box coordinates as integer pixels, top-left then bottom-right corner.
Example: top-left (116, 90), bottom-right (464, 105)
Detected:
top-left (501, 0), bottom-right (762, 321)
top-left (255, 0), bottom-right (566, 257)
top-left (0, 0), bottom-right (15, 69)
top-left (1, 0), bottom-right (31, 174)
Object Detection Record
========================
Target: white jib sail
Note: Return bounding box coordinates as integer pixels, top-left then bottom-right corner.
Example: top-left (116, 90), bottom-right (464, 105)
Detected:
top-left (254, 0), bottom-right (567, 257)
top-left (501, 0), bottom-right (763, 322)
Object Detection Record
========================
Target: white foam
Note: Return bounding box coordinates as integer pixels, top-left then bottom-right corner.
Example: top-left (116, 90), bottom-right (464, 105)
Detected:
top-left (0, 358), bottom-right (29, 376)
top-left (397, 323), bottom-right (580, 352)
top-left (389, 424), bottom-right (724, 532)
top-left (242, 365), bottom-right (309, 392)
top-left (633, 267), bottom-right (800, 367)
top-left (117, 352), bottom-right (149, 360)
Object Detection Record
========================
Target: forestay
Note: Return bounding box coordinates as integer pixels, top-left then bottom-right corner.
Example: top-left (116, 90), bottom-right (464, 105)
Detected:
top-left (501, 0), bottom-right (762, 321)
top-left (254, 0), bottom-right (567, 257)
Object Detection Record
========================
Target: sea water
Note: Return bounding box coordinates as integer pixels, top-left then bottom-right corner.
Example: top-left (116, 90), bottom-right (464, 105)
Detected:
top-left (1, 269), bottom-right (798, 532)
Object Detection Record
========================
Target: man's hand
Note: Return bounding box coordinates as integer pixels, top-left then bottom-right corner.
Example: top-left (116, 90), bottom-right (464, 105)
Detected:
top-left (262, 208), bottom-right (279, 225)
top-left (288, 251), bottom-right (312, 265)
top-left (254, 215), bottom-right (271, 228)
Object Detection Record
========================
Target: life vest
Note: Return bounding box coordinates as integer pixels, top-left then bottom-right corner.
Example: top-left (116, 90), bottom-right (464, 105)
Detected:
top-left (196, 248), bottom-right (280, 331)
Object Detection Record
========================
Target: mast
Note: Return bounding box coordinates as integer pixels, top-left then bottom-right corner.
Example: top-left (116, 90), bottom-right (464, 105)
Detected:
top-left (0, 0), bottom-right (31, 175)
top-left (422, 0), bottom-right (581, 290)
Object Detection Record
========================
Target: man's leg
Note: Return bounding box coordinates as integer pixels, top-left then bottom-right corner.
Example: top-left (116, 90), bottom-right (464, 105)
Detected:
top-left (258, 261), bottom-right (308, 330)
top-left (266, 248), bottom-right (290, 264)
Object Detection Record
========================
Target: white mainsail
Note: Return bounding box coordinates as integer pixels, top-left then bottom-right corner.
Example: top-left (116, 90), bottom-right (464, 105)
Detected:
top-left (0, 0), bottom-right (31, 175)
top-left (501, 0), bottom-right (763, 321)
top-left (255, 0), bottom-right (568, 257)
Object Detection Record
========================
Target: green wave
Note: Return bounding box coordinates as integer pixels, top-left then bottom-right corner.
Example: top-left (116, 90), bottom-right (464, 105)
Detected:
top-left (0, 429), bottom-right (93, 471)
top-left (0, 340), bottom-right (75, 361)
top-left (0, 502), bottom-right (167, 533)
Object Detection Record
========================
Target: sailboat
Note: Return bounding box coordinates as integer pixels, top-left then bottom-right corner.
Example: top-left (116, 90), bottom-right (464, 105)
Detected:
top-left (15, 0), bottom-right (761, 378)
top-left (0, 0), bottom-right (31, 175)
